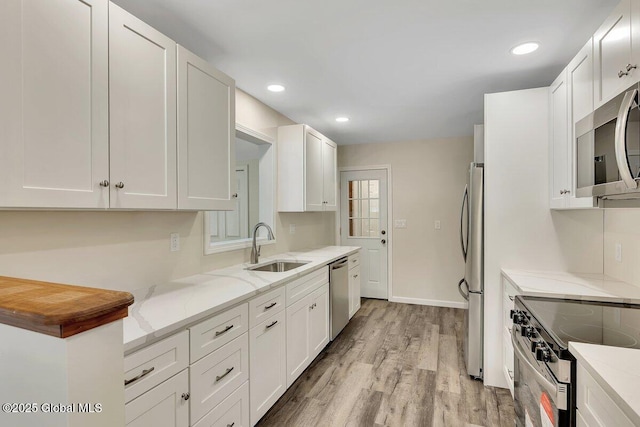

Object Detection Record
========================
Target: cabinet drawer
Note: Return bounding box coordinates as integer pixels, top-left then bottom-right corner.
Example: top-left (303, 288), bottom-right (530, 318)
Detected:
top-left (286, 267), bottom-right (328, 306)
top-left (577, 363), bottom-right (634, 427)
top-left (124, 330), bottom-right (189, 403)
top-left (190, 303), bottom-right (248, 363)
top-left (190, 334), bottom-right (249, 424)
top-left (125, 369), bottom-right (189, 426)
top-left (249, 286), bottom-right (285, 328)
top-left (193, 381), bottom-right (249, 427)
top-left (348, 252), bottom-right (360, 269)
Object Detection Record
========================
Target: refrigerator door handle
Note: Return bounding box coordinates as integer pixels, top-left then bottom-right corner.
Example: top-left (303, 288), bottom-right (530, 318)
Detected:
top-left (459, 185), bottom-right (469, 261)
top-left (458, 278), bottom-right (469, 301)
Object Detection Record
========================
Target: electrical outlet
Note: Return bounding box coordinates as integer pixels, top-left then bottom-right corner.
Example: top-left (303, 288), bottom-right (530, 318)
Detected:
top-left (289, 224), bottom-right (296, 234)
top-left (170, 233), bottom-right (180, 252)
top-left (435, 220), bottom-right (441, 230)
top-left (615, 243), bottom-right (622, 263)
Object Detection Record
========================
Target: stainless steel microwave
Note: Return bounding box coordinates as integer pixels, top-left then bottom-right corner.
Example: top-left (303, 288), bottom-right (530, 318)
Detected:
top-left (576, 83), bottom-right (640, 198)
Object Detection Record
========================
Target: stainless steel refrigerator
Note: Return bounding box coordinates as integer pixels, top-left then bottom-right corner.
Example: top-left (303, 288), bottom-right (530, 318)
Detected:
top-left (458, 163), bottom-right (483, 380)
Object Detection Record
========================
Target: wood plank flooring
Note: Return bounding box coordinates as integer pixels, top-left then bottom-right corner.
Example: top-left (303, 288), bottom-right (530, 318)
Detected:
top-left (257, 299), bottom-right (515, 427)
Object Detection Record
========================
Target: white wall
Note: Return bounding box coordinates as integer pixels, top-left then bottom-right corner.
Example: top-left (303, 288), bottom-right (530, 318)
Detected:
top-left (484, 87), bottom-right (604, 388)
top-left (0, 89), bottom-right (336, 293)
top-left (338, 137), bottom-right (473, 307)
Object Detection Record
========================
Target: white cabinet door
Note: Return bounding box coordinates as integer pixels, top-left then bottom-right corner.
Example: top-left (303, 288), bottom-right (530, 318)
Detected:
top-left (594, 0), bottom-right (635, 108)
top-left (125, 370), bottom-right (189, 427)
top-left (305, 129), bottom-right (325, 211)
top-left (308, 283), bottom-right (330, 358)
top-left (177, 45), bottom-right (236, 211)
top-left (285, 294), bottom-right (311, 388)
top-left (322, 139), bottom-right (338, 210)
top-left (348, 265), bottom-right (361, 319)
top-left (549, 69), bottom-right (570, 209)
top-left (249, 310), bottom-right (286, 425)
top-left (109, 3), bottom-right (177, 209)
top-left (0, 0), bottom-right (109, 208)
top-left (567, 39), bottom-right (598, 209)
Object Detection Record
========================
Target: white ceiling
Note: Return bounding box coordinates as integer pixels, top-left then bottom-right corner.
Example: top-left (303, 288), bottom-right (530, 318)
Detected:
top-left (113, 0), bottom-right (618, 145)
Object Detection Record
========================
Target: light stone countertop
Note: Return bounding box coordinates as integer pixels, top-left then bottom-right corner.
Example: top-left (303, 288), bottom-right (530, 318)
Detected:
top-left (123, 245), bottom-right (360, 353)
top-left (569, 342), bottom-right (640, 426)
top-left (501, 269), bottom-right (640, 303)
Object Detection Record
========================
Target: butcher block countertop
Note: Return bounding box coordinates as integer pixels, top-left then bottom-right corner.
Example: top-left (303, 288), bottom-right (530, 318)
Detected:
top-left (0, 276), bottom-right (134, 338)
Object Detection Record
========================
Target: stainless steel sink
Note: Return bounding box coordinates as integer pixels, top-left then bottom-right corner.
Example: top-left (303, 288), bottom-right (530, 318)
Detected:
top-left (246, 260), bottom-right (310, 272)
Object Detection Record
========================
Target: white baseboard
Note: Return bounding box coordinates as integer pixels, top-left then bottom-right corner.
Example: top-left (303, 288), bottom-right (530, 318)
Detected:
top-left (389, 296), bottom-right (468, 309)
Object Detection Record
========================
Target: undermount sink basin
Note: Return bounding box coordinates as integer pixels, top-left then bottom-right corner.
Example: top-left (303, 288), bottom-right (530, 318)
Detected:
top-left (246, 260), bottom-right (310, 272)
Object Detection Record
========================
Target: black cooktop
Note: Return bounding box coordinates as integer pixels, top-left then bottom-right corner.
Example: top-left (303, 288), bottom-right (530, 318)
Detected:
top-left (518, 296), bottom-right (640, 350)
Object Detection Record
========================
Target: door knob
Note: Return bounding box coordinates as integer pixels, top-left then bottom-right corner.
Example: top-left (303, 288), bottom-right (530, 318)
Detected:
top-left (381, 239), bottom-right (386, 244)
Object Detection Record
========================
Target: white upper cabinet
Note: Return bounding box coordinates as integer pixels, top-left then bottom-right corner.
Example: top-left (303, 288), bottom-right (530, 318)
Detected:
top-left (177, 46), bottom-right (236, 211)
top-left (549, 68), bottom-right (570, 209)
top-left (109, 3), bottom-right (177, 209)
top-left (0, 0), bottom-right (110, 208)
top-left (278, 124), bottom-right (338, 212)
top-left (593, 0), bottom-right (636, 108)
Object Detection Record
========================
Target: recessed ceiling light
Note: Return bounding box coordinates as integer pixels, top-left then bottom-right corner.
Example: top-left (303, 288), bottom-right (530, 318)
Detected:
top-left (336, 117), bottom-right (350, 123)
top-left (267, 84), bottom-right (285, 92)
top-left (511, 42), bottom-right (539, 55)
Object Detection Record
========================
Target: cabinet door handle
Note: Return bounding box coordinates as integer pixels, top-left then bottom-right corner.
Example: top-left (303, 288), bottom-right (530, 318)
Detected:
top-left (508, 295), bottom-right (514, 301)
top-left (124, 367), bottom-right (154, 386)
top-left (181, 392), bottom-right (190, 401)
top-left (227, 423), bottom-right (235, 427)
top-left (627, 63), bottom-right (637, 72)
top-left (266, 320), bottom-right (278, 329)
top-left (264, 302), bottom-right (277, 310)
top-left (232, 193), bottom-right (238, 198)
top-left (99, 180), bottom-right (109, 187)
top-left (215, 325), bottom-right (234, 337)
top-left (216, 367), bottom-right (234, 382)
top-left (115, 182), bottom-right (125, 189)
top-left (507, 369), bottom-right (514, 380)
top-left (353, 274), bottom-right (358, 278)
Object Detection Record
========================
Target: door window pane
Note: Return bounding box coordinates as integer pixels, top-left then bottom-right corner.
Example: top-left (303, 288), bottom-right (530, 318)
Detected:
top-left (347, 178), bottom-right (381, 238)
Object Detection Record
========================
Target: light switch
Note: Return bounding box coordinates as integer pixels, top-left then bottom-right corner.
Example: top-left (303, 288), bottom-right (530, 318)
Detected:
top-left (435, 220), bottom-right (441, 230)
top-left (394, 219), bottom-right (407, 229)
top-left (170, 233), bottom-right (180, 252)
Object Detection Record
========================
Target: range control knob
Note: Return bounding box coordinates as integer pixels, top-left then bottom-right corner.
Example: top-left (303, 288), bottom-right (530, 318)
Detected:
top-left (521, 326), bottom-right (537, 338)
top-left (536, 346), bottom-right (552, 363)
top-left (511, 310), bottom-right (526, 325)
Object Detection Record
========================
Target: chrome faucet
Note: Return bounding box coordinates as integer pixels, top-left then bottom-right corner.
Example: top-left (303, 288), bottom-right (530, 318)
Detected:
top-left (251, 222), bottom-right (275, 264)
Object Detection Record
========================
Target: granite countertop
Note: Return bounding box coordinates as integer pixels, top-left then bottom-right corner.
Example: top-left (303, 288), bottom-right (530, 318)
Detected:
top-left (123, 246), bottom-right (360, 353)
top-left (501, 269), bottom-right (640, 303)
top-left (569, 342), bottom-right (640, 426)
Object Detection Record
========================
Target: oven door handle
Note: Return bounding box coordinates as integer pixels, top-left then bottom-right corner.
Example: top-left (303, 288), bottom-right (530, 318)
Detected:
top-left (511, 332), bottom-right (560, 403)
top-left (614, 88), bottom-right (639, 189)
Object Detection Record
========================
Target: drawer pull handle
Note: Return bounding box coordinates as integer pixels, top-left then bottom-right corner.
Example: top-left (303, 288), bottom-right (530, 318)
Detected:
top-left (227, 423), bottom-right (235, 427)
top-left (216, 367), bottom-right (234, 382)
top-left (215, 325), bottom-right (234, 337)
top-left (353, 274), bottom-right (358, 278)
top-left (181, 392), bottom-right (190, 401)
top-left (265, 302), bottom-right (277, 310)
top-left (124, 367), bottom-right (155, 386)
top-left (266, 320), bottom-right (278, 329)
top-left (508, 295), bottom-right (514, 301)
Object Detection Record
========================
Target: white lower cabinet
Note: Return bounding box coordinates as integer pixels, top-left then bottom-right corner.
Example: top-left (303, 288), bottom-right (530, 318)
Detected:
top-left (348, 264), bottom-right (361, 318)
top-left (501, 274), bottom-right (519, 396)
top-left (190, 333), bottom-right (249, 424)
top-left (125, 370), bottom-right (189, 427)
top-left (576, 363), bottom-right (635, 427)
top-left (249, 310), bottom-right (286, 426)
top-left (286, 282), bottom-right (330, 388)
top-left (193, 381), bottom-right (249, 427)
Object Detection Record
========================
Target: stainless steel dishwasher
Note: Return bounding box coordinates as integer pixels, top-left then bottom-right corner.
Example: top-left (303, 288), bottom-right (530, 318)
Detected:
top-left (329, 257), bottom-right (350, 340)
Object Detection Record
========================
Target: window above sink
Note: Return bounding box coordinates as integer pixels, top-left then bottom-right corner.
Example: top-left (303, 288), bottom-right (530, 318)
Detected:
top-left (203, 124), bottom-right (276, 254)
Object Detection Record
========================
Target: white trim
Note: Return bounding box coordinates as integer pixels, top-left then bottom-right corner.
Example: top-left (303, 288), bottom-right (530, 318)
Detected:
top-left (390, 296), bottom-right (468, 310)
top-left (235, 122), bottom-right (275, 145)
top-left (338, 164), bottom-right (393, 301)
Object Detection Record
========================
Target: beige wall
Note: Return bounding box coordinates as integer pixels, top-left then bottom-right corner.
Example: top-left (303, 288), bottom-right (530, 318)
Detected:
top-left (338, 137), bottom-right (473, 306)
top-left (603, 209), bottom-right (640, 285)
top-left (0, 89), bottom-right (336, 292)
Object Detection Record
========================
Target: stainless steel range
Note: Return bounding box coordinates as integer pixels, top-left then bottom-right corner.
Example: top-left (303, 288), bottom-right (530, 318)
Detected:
top-left (511, 295), bottom-right (640, 427)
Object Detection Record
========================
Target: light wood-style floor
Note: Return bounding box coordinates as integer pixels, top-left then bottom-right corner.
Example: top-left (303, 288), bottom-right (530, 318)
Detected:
top-left (257, 298), bottom-right (515, 427)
